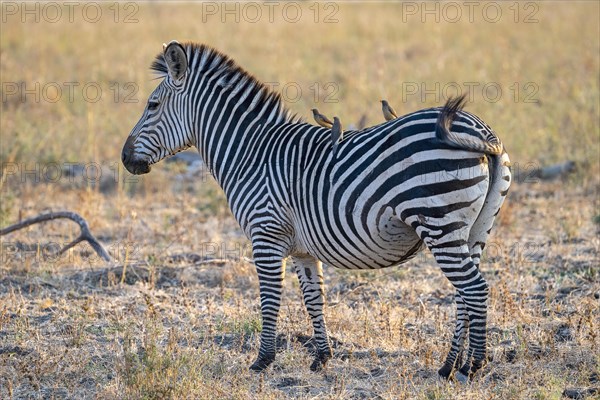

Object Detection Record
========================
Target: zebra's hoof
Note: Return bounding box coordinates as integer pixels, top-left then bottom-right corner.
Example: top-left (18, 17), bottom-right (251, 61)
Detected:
top-left (456, 362), bottom-right (472, 383)
top-left (309, 350), bottom-right (332, 372)
top-left (249, 356), bottom-right (274, 372)
top-left (310, 359), bottom-right (324, 372)
top-left (309, 357), bottom-right (329, 372)
top-left (438, 363), bottom-right (453, 380)
top-left (455, 371), bottom-right (469, 383)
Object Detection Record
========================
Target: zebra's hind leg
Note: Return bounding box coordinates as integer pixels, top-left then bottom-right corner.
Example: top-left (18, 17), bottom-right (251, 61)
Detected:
top-left (446, 152), bottom-right (510, 381)
top-left (438, 293), bottom-right (468, 379)
top-left (408, 205), bottom-right (490, 381)
top-left (430, 244), bottom-right (489, 382)
top-left (454, 275), bottom-right (489, 383)
top-left (292, 255), bottom-right (333, 371)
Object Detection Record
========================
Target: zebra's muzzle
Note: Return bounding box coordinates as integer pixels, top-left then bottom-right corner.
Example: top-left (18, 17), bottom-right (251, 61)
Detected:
top-left (123, 159), bottom-right (151, 175)
top-left (122, 137), bottom-right (151, 175)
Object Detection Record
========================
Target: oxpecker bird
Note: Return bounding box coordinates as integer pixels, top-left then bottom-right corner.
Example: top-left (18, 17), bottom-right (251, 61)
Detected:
top-left (381, 100), bottom-right (398, 121)
top-left (331, 116), bottom-right (343, 154)
top-left (312, 108), bottom-right (334, 128)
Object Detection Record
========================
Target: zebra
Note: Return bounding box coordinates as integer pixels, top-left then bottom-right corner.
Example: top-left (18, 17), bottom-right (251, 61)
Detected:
top-left (121, 41), bottom-right (512, 382)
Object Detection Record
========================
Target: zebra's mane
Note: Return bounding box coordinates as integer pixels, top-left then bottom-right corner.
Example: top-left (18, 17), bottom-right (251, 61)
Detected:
top-left (150, 42), bottom-right (302, 124)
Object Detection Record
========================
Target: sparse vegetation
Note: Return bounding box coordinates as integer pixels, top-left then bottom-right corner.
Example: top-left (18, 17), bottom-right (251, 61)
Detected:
top-left (1, 2), bottom-right (599, 399)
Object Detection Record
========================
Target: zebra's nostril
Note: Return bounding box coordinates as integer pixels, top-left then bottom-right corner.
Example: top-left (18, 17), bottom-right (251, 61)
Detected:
top-left (122, 135), bottom-right (136, 165)
top-left (121, 146), bottom-right (132, 164)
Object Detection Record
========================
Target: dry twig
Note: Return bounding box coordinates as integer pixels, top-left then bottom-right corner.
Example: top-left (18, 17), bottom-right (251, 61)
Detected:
top-left (0, 211), bottom-right (112, 262)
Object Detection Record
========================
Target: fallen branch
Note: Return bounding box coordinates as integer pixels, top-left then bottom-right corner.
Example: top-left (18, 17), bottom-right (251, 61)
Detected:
top-left (0, 211), bottom-right (112, 262)
top-left (162, 253), bottom-right (235, 266)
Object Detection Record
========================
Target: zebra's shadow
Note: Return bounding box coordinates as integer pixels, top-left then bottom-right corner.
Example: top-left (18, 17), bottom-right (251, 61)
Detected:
top-left (211, 332), bottom-right (410, 361)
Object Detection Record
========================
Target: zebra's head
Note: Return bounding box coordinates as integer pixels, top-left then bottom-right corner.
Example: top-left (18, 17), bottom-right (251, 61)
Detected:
top-left (122, 41), bottom-right (193, 175)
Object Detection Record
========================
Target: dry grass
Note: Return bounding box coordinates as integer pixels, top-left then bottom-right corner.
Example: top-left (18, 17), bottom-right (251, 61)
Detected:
top-left (1, 2), bottom-right (599, 399)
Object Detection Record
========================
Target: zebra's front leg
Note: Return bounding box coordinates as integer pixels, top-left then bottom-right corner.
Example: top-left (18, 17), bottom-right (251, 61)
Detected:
top-left (292, 255), bottom-right (332, 371)
top-left (249, 249), bottom-right (286, 372)
top-left (438, 293), bottom-right (469, 379)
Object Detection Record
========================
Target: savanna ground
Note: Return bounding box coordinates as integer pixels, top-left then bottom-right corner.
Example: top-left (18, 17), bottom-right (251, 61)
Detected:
top-left (0, 2), bottom-right (599, 399)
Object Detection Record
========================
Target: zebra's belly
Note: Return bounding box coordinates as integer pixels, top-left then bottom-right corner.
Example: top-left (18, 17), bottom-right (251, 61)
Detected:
top-left (294, 206), bottom-right (425, 270)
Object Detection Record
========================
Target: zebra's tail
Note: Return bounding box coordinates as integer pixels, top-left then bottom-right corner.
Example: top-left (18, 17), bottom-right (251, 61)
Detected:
top-left (434, 95), bottom-right (512, 262)
top-left (435, 94), bottom-right (503, 155)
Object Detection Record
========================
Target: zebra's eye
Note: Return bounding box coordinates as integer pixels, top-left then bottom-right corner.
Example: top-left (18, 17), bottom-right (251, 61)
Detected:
top-left (148, 101), bottom-right (160, 111)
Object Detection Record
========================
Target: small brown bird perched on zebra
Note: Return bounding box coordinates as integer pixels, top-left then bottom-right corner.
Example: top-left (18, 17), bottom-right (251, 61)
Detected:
top-left (331, 116), bottom-right (343, 155)
top-left (312, 108), bottom-right (334, 128)
top-left (122, 40), bottom-right (511, 382)
top-left (381, 99), bottom-right (398, 121)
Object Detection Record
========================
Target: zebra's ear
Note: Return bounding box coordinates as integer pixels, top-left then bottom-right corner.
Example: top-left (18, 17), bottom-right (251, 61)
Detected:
top-left (163, 40), bottom-right (188, 82)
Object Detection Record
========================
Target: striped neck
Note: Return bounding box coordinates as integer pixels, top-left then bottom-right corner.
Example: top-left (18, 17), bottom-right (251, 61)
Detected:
top-left (151, 43), bottom-right (299, 184)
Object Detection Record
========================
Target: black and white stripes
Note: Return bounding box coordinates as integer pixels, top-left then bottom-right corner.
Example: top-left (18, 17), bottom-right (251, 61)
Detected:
top-left (122, 41), bottom-right (511, 381)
